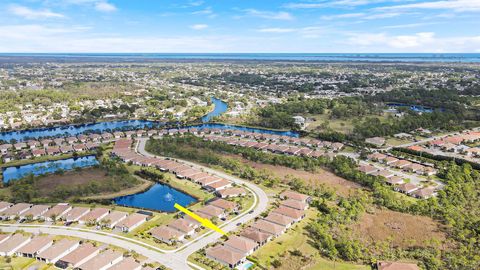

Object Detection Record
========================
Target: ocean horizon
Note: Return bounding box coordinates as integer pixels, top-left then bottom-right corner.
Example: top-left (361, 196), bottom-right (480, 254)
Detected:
top-left (1, 53), bottom-right (480, 63)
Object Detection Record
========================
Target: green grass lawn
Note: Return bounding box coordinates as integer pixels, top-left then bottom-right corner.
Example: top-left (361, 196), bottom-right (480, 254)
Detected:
top-left (0, 257), bottom-right (36, 270)
top-left (252, 208), bottom-right (370, 270)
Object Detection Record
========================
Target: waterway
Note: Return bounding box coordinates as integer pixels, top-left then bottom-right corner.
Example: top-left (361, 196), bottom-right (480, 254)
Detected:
top-left (2, 155), bottom-right (99, 183)
top-left (113, 183), bottom-right (197, 212)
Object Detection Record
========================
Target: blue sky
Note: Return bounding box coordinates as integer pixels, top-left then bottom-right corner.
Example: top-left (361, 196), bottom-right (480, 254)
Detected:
top-left (0, 0), bottom-right (479, 53)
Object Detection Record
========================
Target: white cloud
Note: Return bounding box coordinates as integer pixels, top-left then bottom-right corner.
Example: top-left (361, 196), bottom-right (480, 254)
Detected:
top-left (190, 24), bottom-right (208, 30)
top-left (243, 9), bottom-right (294, 20)
top-left (9, 5), bottom-right (65, 19)
top-left (377, 0), bottom-right (480, 12)
top-left (257, 28), bottom-right (296, 33)
top-left (285, 0), bottom-right (395, 9)
top-left (321, 13), bottom-right (366, 20)
top-left (94, 1), bottom-right (117, 12)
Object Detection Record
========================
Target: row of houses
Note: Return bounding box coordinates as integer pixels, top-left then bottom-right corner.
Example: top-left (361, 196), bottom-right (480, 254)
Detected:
top-left (0, 142), bottom-right (100, 163)
top-left (112, 139), bottom-right (247, 196)
top-left (357, 165), bottom-right (437, 199)
top-left (366, 152), bottom-right (437, 176)
top-left (205, 190), bottom-right (311, 269)
top-left (0, 202), bottom-right (150, 233)
top-left (150, 198), bottom-right (239, 245)
top-left (0, 233), bottom-right (151, 270)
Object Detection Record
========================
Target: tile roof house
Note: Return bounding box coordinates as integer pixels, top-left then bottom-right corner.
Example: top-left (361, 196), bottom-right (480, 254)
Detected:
top-left (150, 225), bottom-right (185, 245)
top-left (412, 187), bottom-right (436, 199)
top-left (197, 205), bottom-right (226, 220)
top-left (55, 243), bottom-right (101, 269)
top-left (271, 206), bottom-right (305, 222)
top-left (116, 213), bottom-right (149, 232)
top-left (42, 203), bottom-right (72, 221)
top-left (108, 257), bottom-right (142, 270)
top-left (395, 183), bottom-right (419, 195)
top-left (0, 202), bottom-right (13, 212)
top-left (279, 190), bottom-right (311, 204)
top-left (64, 207), bottom-right (90, 222)
top-left (20, 205), bottom-right (50, 220)
top-left (79, 208), bottom-right (110, 225)
top-left (223, 235), bottom-right (258, 256)
top-left (280, 199), bottom-right (308, 211)
top-left (204, 179), bottom-right (232, 192)
top-left (240, 227), bottom-right (272, 246)
top-left (263, 213), bottom-right (295, 228)
top-left (385, 176), bottom-right (404, 185)
top-left (100, 211), bottom-right (128, 229)
top-left (250, 220), bottom-right (286, 237)
top-left (37, 238), bottom-right (80, 264)
top-left (208, 199), bottom-right (238, 213)
top-left (0, 203), bottom-right (32, 219)
top-left (358, 164), bottom-right (378, 174)
top-left (167, 219), bottom-right (196, 235)
top-left (0, 234), bottom-right (31, 256)
top-left (16, 235), bottom-right (53, 258)
top-left (217, 188), bottom-right (247, 198)
top-left (76, 249), bottom-right (123, 270)
top-left (206, 245), bottom-right (246, 269)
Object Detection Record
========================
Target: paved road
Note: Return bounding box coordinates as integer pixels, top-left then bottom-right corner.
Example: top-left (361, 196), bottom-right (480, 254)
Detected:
top-left (136, 138), bottom-right (270, 262)
top-left (0, 138), bottom-right (269, 269)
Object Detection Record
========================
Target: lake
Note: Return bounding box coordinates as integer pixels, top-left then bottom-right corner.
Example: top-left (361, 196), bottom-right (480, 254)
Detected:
top-left (2, 155), bottom-right (99, 183)
top-left (113, 183), bottom-right (197, 212)
top-left (202, 97), bottom-right (228, 122)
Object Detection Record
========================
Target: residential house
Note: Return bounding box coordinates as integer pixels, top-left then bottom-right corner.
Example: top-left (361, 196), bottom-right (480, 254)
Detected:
top-left (280, 199), bottom-right (308, 211)
top-left (16, 235), bottom-right (53, 258)
top-left (42, 203), bottom-right (72, 221)
top-left (217, 188), bottom-right (247, 198)
top-left (64, 207), bottom-right (90, 222)
top-left (224, 235), bottom-right (258, 256)
top-left (79, 208), bottom-right (110, 225)
top-left (116, 213), bottom-right (149, 232)
top-left (377, 261), bottom-right (419, 270)
top-left (263, 213), bottom-right (295, 228)
top-left (0, 203), bottom-right (32, 220)
top-left (279, 190), bottom-right (311, 204)
top-left (108, 257), bottom-right (142, 270)
top-left (0, 234), bottom-right (31, 256)
top-left (271, 206), bottom-right (305, 222)
top-left (20, 205), bottom-right (50, 220)
top-left (37, 238), bottom-right (80, 264)
top-left (206, 245), bottom-right (246, 269)
top-left (208, 199), bottom-right (238, 213)
top-left (100, 211), bottom-right (128, 229)
top-left (55, 243), bottom-right (101, 269)
top-left (250, 220), bottom-right (286, 237)
top-left (76, 249), bottom-right (123, 270)
top-left (395, 183), bottom-right (419, 195)
top-left (150, 226), bottom-right (185, 244)
top-left (240, 227), bottom-right (272, 247)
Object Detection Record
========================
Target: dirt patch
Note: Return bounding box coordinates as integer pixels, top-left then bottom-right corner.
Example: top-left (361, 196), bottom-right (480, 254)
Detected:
top-left (351, 208), bottom-right (448, 250)
top-left (237, 158), bottom-right (362, 196)
top-left (36, 168), bottom-right (110, 196)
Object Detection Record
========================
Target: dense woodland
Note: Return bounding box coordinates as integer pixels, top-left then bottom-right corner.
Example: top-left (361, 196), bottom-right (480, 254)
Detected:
top-left (146, 135), bottom-right (479, 270)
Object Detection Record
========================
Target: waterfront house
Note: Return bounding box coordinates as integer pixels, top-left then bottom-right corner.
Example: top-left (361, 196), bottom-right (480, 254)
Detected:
top-left (73, 144), bottom-right (87, 152)
top-left (206, 245), bottom-right (246, 269)
top-left (116, 213), bottom-right (149, 232)
top-left (46, 146), bottom-right (61, 156)
top-left (0, 144), bottom-right (12, 154)
top-left (100, 211), bottom-right (128, 229)
top-left (14, 142), bottom-right (27, 150)
top-left (60, 145), bottom-right (74, 154)
top-left (32, 148), bottom-right (47, 157)
top-left (53, 138), bottom-right (65, 146)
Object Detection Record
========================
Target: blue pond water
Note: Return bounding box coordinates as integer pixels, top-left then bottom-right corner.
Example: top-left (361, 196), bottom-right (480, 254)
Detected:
top-left (113, 183), bottom-right (197, 212)
top-left (202, 97), bottom-right (228, 122)
top-left (0, 120), bottom-right (163, 143)
top-left (387, 103), bottom-right (435, 113)
top-left (0, 97), bottom-right (298, 142)
top-left (2, 155), bottom-right (99, 183)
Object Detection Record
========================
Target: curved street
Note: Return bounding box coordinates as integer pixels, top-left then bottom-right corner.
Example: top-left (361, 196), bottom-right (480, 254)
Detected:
top-left (0, 137), bottom-right (269, 270)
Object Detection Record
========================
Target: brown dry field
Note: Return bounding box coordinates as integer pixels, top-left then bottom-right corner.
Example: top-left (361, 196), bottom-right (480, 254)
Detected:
top-left (351, 208), bottom-right (448, 250)
top-left (237, 157), bottom-right (362, 196)
top-left (36, 168), bottom-right (110, 196)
